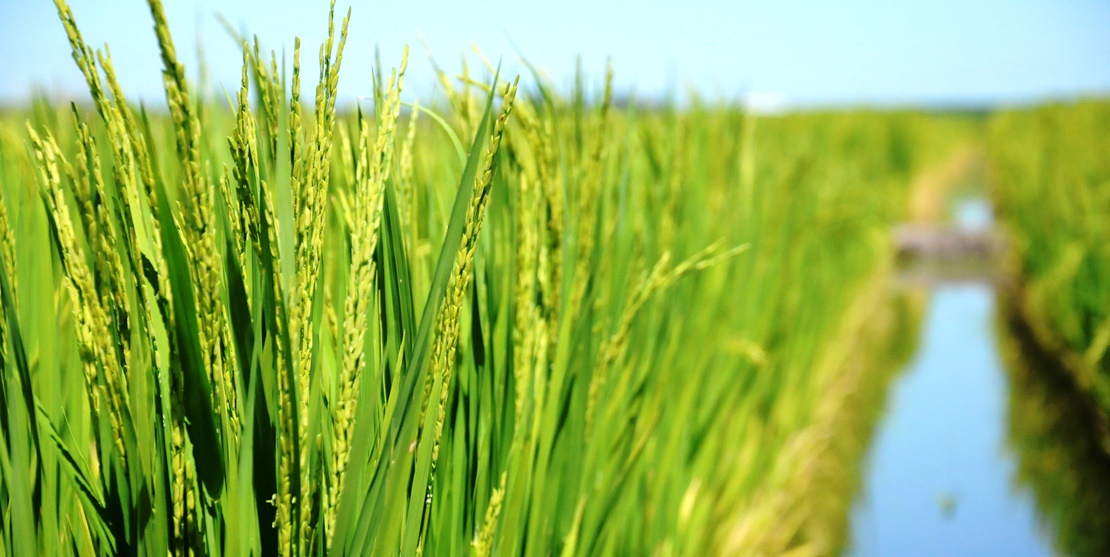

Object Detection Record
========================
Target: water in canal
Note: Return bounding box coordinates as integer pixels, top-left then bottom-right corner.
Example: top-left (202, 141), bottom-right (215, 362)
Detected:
top-left (847, 198), bottom-right (1081, 555)
top-left (848, 283), bottom-right (1054, 555)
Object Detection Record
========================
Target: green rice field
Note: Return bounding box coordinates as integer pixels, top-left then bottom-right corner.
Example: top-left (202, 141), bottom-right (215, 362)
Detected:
top-left (0, 1), bottom-right (1108, 555)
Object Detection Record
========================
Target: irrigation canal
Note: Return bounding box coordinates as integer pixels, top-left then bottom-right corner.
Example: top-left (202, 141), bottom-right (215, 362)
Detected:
top-left (847, 198), bottom-right (1100, 555)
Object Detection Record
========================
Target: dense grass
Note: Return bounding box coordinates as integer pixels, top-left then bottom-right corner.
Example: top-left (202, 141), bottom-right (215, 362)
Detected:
top-left (0, 1), bottom-right (971, 555)
top-left (989, 100), bottom-right (1110, 432)
top-left (990, 101), bottom-right (1110, 555)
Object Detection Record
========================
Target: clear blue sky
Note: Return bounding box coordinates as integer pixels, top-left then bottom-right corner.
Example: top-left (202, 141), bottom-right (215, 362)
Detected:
top-left (2, 0), bottom-right (1108, 108)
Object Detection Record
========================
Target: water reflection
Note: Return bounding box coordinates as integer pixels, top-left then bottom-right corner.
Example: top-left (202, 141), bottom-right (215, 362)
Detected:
top-left (998, 298), bottom-right (1110, 557)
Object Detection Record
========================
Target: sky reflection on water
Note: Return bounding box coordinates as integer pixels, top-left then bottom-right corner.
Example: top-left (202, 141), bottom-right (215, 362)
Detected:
top-left (849, 284), bottom-right (1053, 556)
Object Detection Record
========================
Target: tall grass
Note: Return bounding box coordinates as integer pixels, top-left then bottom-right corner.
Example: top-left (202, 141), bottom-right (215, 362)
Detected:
top-left (989, 100), bottom-right (1110, 436)
top-left (0, 1), bottom-right (970, 555)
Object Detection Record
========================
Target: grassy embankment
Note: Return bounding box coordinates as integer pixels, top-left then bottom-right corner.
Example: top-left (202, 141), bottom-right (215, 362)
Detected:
top-left (990, 100), bottom-right (1110, 556)
top-left (998, 298), bottom-right (1110, 557)
top-left (989, 100), bottom-right (1110, 445)
top-left (0, 1), bottom-right (968, 554)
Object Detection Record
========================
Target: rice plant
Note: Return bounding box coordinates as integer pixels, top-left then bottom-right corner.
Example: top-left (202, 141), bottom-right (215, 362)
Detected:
top-left (989, 100), bottom-right (1110, 436)
top-left (0, 1), bottom-right (971, 555)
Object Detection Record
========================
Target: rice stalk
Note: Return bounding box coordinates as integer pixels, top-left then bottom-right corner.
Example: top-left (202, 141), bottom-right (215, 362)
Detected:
top-left (328, 47), bottom-right (409, 548)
